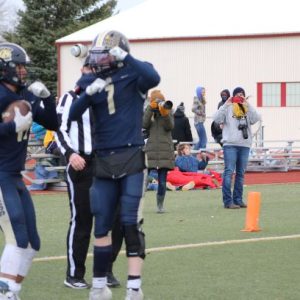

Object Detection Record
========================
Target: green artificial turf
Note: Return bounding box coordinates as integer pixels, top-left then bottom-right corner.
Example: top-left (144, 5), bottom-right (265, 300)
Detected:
top-left (1, 183), bottom-right (300, 299)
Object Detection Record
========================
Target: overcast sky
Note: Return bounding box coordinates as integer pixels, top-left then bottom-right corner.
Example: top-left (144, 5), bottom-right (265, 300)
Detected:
top-left (1, 0), bottom-right (145, 34)
top-left (13, 0), bottom-right (145, 12)
top-left (115, 0), bottom-right (145, 12)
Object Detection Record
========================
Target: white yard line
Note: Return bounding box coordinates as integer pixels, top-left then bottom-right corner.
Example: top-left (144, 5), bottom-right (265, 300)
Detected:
top-left (33, 234), bottom-right (300, 262)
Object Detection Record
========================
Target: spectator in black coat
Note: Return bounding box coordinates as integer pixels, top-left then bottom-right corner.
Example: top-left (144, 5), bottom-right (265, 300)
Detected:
top-left (217, 89), bottom-right (230, 109)
top-left (171, 102), bottom-right (193, 148)
top-left (211, 89), bottom-right (231, 146)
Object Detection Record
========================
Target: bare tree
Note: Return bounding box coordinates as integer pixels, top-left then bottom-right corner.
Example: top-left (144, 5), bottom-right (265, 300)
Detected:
top-left (0, 0), bottom-right (9, 36)
top-left (0, 0), bottom-right (23, 37)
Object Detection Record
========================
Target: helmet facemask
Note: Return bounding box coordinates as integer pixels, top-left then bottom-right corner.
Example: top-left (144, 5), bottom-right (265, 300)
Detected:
top-left (89, 48), bottom-right (121, 77)
top-left (89, 30), bottom-right (130, 78)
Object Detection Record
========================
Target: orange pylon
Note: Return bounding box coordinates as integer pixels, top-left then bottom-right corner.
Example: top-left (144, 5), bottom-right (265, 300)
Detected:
top-left (241, 191), bottom-right (261, 232)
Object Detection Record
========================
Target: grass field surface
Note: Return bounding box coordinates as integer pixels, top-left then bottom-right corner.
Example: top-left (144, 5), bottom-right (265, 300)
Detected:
top-left (0, 183), bottom-right (300, 299)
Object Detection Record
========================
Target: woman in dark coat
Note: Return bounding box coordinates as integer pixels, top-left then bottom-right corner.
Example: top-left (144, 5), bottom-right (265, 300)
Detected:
top-left (143, 90), bottom-right (175, 213)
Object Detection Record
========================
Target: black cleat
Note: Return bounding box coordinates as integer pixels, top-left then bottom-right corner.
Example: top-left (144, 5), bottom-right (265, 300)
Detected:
top-left (64, 276), bottom-right (90, 289)
top-left (106, 272), bottom-right (121, 288)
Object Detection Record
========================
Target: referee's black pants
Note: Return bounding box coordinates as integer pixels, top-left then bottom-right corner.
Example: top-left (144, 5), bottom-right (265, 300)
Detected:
top-left (65, 157), bottom-right (124, 279)
top-left (66, 157), bottom-right (93, 279)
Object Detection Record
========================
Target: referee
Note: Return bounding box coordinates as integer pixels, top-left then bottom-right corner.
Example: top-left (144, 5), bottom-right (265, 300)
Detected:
top-left (55, 57), bottom-right (121, 289)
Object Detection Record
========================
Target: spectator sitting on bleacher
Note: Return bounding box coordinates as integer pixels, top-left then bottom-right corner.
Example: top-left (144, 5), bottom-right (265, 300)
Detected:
top-left (28, 122), bottom-right (46, 191)
top-left (176, 143), bottom-right (209, 172)
top-left (146, 169), bottom-right (195, 192)
top-left (31, 121), bottom-right (46, 141)
top-left (28, 130), bottom-right (60, 191)
top-left (166, 143), bottom-right (222, 189)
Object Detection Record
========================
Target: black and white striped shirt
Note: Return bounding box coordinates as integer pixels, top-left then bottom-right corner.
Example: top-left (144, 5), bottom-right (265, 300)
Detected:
top-left (55, 91), bottom-right (93, 161)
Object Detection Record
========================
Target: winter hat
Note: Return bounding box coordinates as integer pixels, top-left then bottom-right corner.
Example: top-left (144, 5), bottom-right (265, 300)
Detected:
top-left (233, 87), bottom-right (245, 97)
top-left (195, 86), bottom-right (204, 99)
top-left (177, 102), bottom-right (185, 112)
top-left (150, 89), bottom-right (165, 102)
top-left (220, 89), bottom-right (230, 98)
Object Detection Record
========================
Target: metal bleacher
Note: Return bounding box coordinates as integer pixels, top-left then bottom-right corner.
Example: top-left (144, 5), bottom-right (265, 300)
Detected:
top-left (23, 139), bottom-right (67, 190)
top-left (186, 120), bottom-right (300, 173)
top-left (191, 140), bottom-right (300, 173)
top-left (23, 134), bottom-right (300, 191)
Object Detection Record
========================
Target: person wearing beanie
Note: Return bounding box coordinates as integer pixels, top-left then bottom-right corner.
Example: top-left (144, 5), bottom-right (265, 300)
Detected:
top-left (192, 86), bottom-right (207, 151)
top-left (143, 89), bottom-right (175, 213)
top-left (171, 102), bottom-right (193, 148)
top-left (213, 87), bottom-right (261, 209)
top-left (232, 87), bottom-right (245, 97)
top-left (150, 89), bottom-right (165, 103)
top-left (177, 102), bottom-right (185, 112)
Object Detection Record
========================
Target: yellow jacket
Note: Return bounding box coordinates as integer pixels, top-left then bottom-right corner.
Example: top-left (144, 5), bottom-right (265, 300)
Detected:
top-left (43, 130), bottom-right (55, 148)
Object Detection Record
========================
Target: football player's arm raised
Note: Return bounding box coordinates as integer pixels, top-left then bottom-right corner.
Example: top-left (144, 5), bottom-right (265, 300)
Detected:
top-left (109, 46), bottom-right (160, 94)
top-left (69, 78), bottom-right (107, 121)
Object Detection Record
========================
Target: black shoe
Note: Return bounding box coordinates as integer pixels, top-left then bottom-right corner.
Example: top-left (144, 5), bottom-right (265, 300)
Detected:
top-left (239, 203), bottom-right (247, 208)
top-left (225, 204), bottom-right (240, 209)
top-left (64, 276), bottom-right (90, 289)
top-left (107, 272), bottom-right (121, 287)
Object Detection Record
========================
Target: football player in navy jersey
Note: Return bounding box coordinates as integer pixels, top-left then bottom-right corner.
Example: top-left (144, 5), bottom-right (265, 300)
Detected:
top-left (69, 30), bottom-right (160, 300)
top-left (56, 58), bottom-right (122, 290)
top-left (0, 42), bottom-right (58, 299)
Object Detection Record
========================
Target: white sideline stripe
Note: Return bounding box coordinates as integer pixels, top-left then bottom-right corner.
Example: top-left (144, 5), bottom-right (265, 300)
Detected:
top-left (33, 234), bottom-right (300, 263)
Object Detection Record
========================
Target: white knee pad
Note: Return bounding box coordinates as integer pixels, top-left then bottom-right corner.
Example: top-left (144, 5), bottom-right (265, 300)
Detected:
top-left (0, 244), bottom-right (22, 277)
top-left (18, 247), bottom-right (37, 277)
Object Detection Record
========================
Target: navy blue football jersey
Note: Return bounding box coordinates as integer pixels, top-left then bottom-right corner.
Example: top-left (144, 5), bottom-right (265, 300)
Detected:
top-left (0, 83), bottom-right (58, 174)
top-left (69, 55), bottom-right (160, 151)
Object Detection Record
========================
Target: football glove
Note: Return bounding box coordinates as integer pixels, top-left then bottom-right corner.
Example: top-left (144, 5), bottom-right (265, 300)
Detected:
top-left (28, 81), bottom-right (51, 98)
top-left (14, 107), bottom-right (32, 133)
top-left (158, 105), bottom-right (170, 117)
top-left (86, 78), bottom-right (107, 96)
top-left (109, 46), bottom-right (128, 61)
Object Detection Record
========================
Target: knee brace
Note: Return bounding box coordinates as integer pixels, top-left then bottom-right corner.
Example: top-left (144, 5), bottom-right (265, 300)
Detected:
top-left (124, 224), bottom-right (145, 260)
